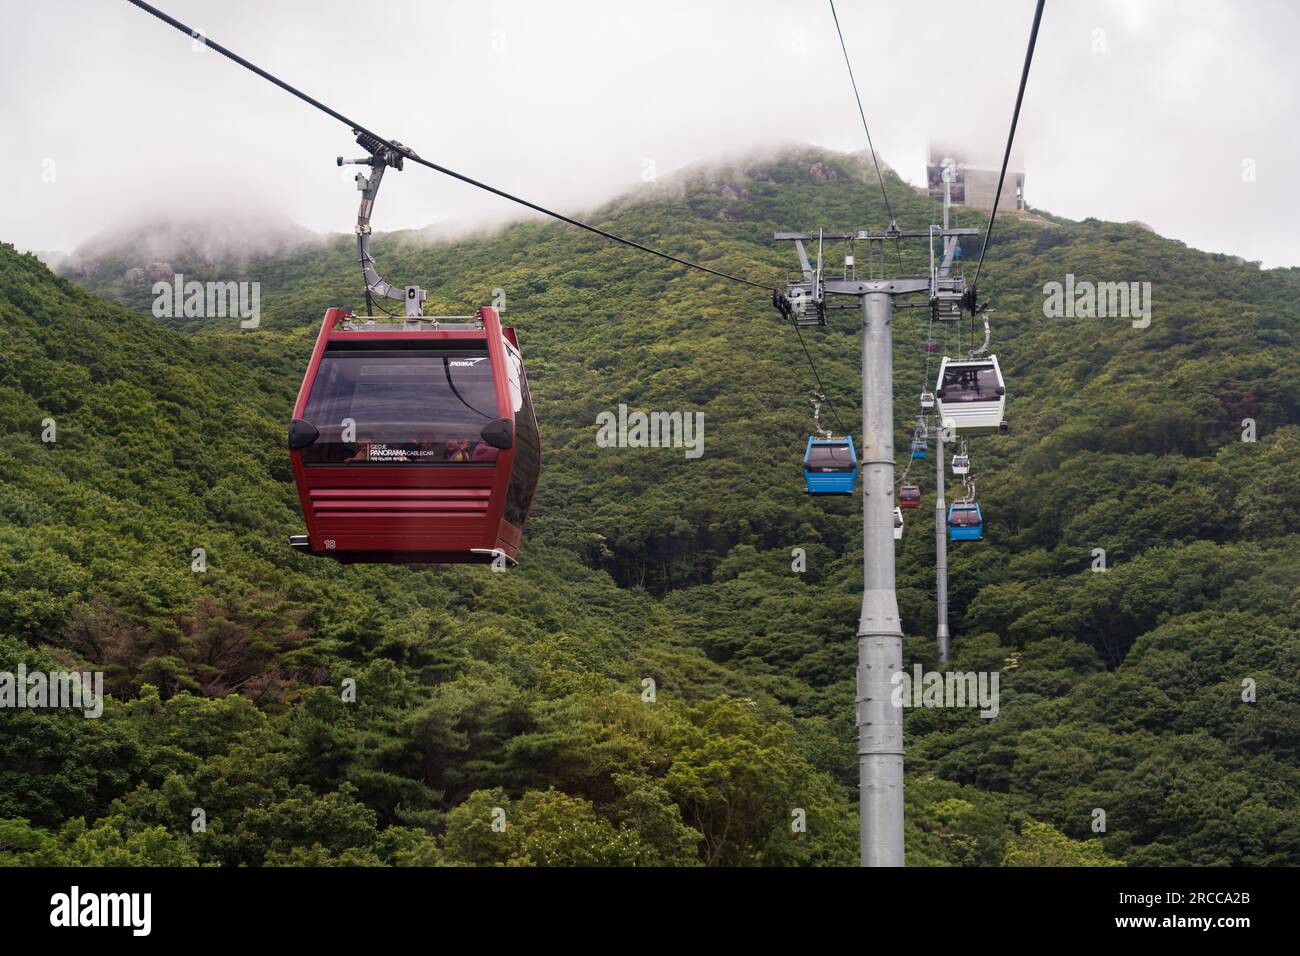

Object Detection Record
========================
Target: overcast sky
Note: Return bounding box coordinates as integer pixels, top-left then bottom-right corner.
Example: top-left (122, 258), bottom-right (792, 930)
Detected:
top-left (2, 0), bottom-right (1297, 267)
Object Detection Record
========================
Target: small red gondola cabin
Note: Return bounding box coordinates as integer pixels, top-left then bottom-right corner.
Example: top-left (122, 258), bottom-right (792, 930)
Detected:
top-left (288, 306), bottom-right (540, 564)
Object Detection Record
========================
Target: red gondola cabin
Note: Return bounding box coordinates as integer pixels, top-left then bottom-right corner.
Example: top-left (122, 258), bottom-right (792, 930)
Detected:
top-left (288, 306), bottom-right (540, 564)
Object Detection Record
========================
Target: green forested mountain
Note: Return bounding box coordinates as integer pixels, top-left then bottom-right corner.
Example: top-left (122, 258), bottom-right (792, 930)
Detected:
top-left (2, 146), bottom-right (1298, 866)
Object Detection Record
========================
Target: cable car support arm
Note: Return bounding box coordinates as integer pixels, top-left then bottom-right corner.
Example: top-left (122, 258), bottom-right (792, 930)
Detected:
top-left (339, 132), bottom-right (427, 318)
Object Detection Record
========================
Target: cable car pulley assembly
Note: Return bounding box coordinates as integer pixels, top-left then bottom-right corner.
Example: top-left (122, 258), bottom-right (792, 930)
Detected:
top-left (338, 131), bottom-right (429, 319)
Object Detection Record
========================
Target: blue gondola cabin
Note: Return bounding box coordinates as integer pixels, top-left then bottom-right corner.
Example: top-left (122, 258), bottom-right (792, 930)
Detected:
top-left (803, 436), bottom-right (858, 495)
top-left (947, 501), bottom-right (984, 541)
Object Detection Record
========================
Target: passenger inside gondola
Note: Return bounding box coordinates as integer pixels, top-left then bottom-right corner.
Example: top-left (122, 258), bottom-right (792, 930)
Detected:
top-left (343, 436), bottom-right (372, 463)
top-left (410, 432), bottom-right (440, 461)
top-left (949, 504), bottom-right (981, 526)
top-left (941, 365), bottom-right (1000, 402)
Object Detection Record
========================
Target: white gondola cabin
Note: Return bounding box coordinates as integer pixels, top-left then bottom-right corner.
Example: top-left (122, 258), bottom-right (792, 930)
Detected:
top-left (935, 355), bottom-right (1006, 435)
